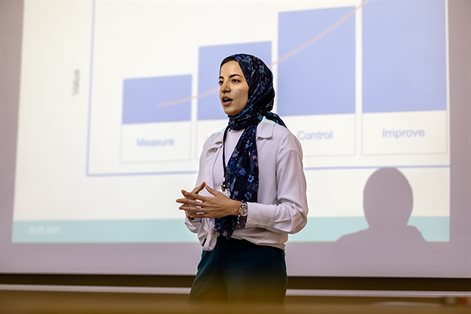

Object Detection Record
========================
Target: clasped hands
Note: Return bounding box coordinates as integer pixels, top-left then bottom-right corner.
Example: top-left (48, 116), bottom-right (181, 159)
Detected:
top-left (176, 182), bottom-right (240, 219)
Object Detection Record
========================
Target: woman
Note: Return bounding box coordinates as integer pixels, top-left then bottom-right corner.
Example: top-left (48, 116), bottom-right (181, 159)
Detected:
top-left (176, 54), bottom-right (308, 303)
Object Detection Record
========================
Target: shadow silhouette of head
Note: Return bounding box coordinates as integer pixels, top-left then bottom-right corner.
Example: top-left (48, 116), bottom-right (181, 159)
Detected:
top-left (364, 168), bottom-right (413, 231)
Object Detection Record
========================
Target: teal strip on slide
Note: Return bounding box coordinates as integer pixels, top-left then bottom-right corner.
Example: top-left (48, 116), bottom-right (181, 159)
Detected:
top-left (12, 219), bottom-right (197, 243)
top-left (289, 217), bottom-right (449, 242)
top-left (12, 217), bottom-right (449, 243)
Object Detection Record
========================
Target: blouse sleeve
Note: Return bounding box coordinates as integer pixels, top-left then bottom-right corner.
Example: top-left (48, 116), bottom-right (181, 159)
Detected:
top-left (245, 132), bottom-right (308, 234)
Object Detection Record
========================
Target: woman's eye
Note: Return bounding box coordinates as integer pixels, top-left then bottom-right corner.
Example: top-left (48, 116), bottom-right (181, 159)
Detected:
top-left (232, 79), bottom-right (240, 83)
top-left (218, 81), bottom-right (223, 85)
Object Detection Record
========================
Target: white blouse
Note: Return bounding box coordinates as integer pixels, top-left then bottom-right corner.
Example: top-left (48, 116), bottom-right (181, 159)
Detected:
top-left (185, 118), bottom-right (308, 251)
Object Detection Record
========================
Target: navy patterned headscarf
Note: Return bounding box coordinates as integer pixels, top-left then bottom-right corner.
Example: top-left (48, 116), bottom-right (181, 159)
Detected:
top-left (214, 54), bottom-right (286, 239)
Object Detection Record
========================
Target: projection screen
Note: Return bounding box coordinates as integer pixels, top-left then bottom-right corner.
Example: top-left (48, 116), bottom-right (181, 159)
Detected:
top-left (0, 0), bottom-right (470, 278)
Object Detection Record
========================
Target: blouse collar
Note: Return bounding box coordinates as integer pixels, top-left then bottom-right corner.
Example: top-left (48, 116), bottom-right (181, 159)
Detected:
top-left (207, 118), bottom-right (275, 151)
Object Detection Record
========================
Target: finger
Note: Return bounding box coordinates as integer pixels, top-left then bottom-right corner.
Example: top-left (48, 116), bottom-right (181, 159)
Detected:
top-left (187, 212), bottom-right (203, 219)
top-left (181, 199), bottom-right (206, 207)
top-left (177, 201), bottom-right (206, 212)
top-left (179, 204), bottom-right (200, 211)
top-left (192, 181), bottom-right (206, 194)
top-left (184, 208), bottom-right (207, 217)
top-left (176, 198), bottom-right (193, 204)
top-left (181, 189), bottom-right (192, 198)
top-left (181, 189), bottom-right (199, 201)
top-left (179, 205), bottom-right (195, 211)
top-left (205, 185), bottom-right (220, 197)
top-left (183, 190), bottom-right (208, 202)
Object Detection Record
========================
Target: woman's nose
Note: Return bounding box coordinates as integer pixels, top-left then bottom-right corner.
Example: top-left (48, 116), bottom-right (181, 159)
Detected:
top-left (220, 82), bottom-right (230, 93)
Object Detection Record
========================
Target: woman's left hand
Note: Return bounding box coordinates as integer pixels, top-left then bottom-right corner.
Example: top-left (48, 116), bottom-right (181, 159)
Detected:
top-left (177, 185), bottom-right (240, 219)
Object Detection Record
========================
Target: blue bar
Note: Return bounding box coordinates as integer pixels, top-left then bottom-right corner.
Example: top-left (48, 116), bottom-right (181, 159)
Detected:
top-left (363, 0), bottom-right (446, 113)
top-left (122, 75), bottom-right (191, 124)
top-left (278, 7), bottom-right (355, 116)
top-left (198, 42), bottom-right (272, 120)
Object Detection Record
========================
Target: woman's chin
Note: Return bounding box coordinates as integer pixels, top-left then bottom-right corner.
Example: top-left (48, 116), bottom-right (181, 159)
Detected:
top-left (223, 107), bottom-right (244, 117)
top-left (223, 108), bottom-right (236, 116)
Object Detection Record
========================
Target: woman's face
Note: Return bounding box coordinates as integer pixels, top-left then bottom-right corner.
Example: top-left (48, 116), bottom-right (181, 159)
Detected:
top-left (219, 61), bottom-right (249, 116)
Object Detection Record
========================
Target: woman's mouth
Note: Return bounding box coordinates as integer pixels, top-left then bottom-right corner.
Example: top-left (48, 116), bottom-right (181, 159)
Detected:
top-left (221, 97), bottom-right (233, 106)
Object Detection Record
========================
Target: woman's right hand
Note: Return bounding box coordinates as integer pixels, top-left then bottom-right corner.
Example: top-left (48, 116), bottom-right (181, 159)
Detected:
top-left (177, 182), bottom-right (206, 218)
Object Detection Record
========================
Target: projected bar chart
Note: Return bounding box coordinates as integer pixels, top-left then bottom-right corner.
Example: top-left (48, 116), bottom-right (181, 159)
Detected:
top-left (278, 7), bottom-right (356, 156)
top-left (121, 75), bottom-right (192, 162)
top-left (362, 0), bottom-right (447, 155)
top-left (84, 0), bottom-right (448, 175)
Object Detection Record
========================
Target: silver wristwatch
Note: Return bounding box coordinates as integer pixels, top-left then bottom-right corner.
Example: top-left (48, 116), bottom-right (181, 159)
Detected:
top-left (238, 200), bottom-right (248, 217)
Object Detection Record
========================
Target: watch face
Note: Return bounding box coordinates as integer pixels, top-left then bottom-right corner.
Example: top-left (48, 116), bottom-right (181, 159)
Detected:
top-left (239, 201), bottom-right (248, 216)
